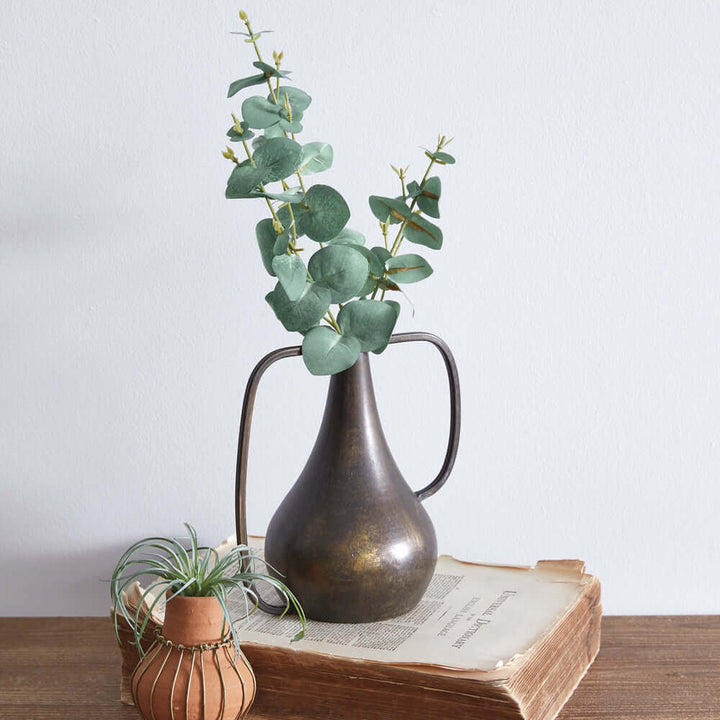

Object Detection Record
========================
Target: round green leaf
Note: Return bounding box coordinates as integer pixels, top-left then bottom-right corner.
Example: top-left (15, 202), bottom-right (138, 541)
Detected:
top-left (272, 86), bottom-right (312, 113)
top-left (256, 219), bottom-right (278, 276)
top-left (256, 186), bottom-right (305, 203)
top-left (252, 61), bottom-right (291, 80)
top-left (253, 137), bottom-right (302, 183)
top-left (370, 246), bottom-right (392, 264)
top-left (328, 228), bottom-right (366, 246)
top-left (272, 254), bottom-right (307, 301)
top-left (368, 195), bottom-right (411, 225)
top-left (298, 142), bottom-right (334, 175)
top-left (300, 185), bottom-right (351, 243)
top-left (226, 121), bottom-right (255, 142)
top-left (226, 164), bottom-right (265, 199)
top-left (265, 282), bottom-right (331, 332)
top-left (337, 299), bottom-right (400, 353)
top-left (302, 326), bottom-right (361, 376)
top-left (242, 96), bottom-right (282, 129)
top-left (308, 245), bottom-right (369, 303)
top-left (385, 254), bottom-right (433, 283)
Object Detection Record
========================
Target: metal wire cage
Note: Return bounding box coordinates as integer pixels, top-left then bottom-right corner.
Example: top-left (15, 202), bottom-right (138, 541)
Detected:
top-left (130, 632), bottom-right (256, 720)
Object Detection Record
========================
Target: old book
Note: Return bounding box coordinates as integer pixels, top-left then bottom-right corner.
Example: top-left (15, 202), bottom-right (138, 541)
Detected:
top-left (117, 542), bottom-right (601, 720)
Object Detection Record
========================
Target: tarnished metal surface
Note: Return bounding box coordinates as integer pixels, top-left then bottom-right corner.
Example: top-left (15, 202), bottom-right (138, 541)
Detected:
top-left (235, 333), bottom-right (461, 623)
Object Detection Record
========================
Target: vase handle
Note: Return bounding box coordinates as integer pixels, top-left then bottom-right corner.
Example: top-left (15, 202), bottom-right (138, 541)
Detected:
top-left (387, 332), bottom-right (461, 501)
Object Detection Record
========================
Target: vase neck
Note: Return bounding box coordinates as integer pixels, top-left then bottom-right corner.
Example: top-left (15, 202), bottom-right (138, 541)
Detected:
top-left (161, 595), bottom-right (227, 646)
top-left (322, 352), bottom-right (381, 432)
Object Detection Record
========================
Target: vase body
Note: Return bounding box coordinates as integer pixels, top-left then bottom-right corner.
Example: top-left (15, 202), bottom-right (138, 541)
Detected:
top-left (131, 596), bottom-right (255, 720)
top-left (265, 352), bottom-right (438, 622)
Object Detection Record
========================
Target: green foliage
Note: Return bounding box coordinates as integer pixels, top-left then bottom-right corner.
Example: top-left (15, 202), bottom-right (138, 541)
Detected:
top-left (386, 254), bottom-right (433, 283)
top-left (266, 281), bottom-right (332, 332)
top-left (110, 523), bottom-right (306, 660)
top-left (224, 14), bottom-right (455, 374)
top-left (302, 326), bottom-right (361, 375)
top-left (308, 245), bottom-right (368, 303)
top-left (337, 299), bottom-right (400, 353)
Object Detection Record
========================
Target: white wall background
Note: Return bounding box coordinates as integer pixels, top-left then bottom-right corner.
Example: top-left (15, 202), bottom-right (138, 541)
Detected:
top-left (2, 0), bottom-right (718, 616)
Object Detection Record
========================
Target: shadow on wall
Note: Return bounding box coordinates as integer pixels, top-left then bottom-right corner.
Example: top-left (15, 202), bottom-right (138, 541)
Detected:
top-left (0, 542), bottom-right (139, 616)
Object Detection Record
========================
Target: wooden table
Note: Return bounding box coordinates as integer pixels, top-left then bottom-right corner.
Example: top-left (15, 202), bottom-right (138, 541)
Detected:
top-left (0, 616), bottom-right (717, 719)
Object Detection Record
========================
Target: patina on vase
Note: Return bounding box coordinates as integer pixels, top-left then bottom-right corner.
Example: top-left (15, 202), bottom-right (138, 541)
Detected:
top-left (235, 332), bottom-right (461, 624)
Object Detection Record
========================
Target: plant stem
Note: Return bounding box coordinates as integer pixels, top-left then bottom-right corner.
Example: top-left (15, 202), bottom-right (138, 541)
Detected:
top-left (243, 15), bottom-right (307, 195)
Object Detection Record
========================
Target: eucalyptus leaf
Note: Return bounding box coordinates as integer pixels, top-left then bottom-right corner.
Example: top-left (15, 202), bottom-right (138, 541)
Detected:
top-left (368, 195), bottom-right (411, 225)
top-left (228, 74), bottom-right (267, 98)
top-left (253, 136), bottom-right (302, 182)
top-left (272, 254), bottom-right (307, 301)
top-left (266, 282), bottom-right (332, 332)
top-left (226, 164), bottom-right (266, 198)
top-left (252, 61), bottom-right (291, 79)
top-left (301, 326), bottom-right (361, 376)
top-left (358, 275), bottom-right (401, 297)
top-left (385, 254), bottom-right (433, 283)
top-left (342, 244), bottom-right (384, 277)
top-left (337, 299), bottom-right (400, 353)
top-left (407, 176), bottom-right (441, 218)
top-left (278, 116), bottom-right (304, 134)
top-left (298, 142), bottom-right (333, 175)
top-left (426, 150), bottom-right (456, 165)
top-left (273, 230), bottom-right (291, 256)
top-left (263, 123), bottom-right (285, 139)
top-left (370, 246), bottom-right (392, 263)
top-left (402, 213), bottom-right (443, 249)
top-left (308, 245), bottom-right (368, 303)
top-left (256, 186), bottom-right (305, 203)
top-left (256, 219), bottom-right (278, 276)
top-left (272, 86), bottom-right (312, 112)
top-left (298, 184), bottom-right (351, 242)
top-left (328, 228), bottom-right (365, 246)
top-left (226, 121), bottom-right (255, 142)
top-left (242, 96), bottom-right (282, 129)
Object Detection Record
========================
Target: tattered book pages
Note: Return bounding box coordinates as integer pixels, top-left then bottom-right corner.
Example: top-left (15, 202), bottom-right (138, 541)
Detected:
top-left (222, 537), bottom-right (590, 673)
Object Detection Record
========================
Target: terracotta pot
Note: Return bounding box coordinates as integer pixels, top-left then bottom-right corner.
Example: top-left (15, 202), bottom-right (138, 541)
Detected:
top-left (131, 595), bottom-right (256, 720)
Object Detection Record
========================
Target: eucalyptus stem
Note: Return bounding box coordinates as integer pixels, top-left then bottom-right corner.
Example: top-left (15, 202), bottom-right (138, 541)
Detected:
top-left (243, 14), bottom-right (307, 195)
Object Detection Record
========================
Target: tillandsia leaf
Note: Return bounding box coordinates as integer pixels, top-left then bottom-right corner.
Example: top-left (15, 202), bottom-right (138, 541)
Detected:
top-left (302, 326), bottom-right (362, 376)
top-left (256, 218), bottom-right (279, 276)
top-left (407, 176), bottom-right (441, 218)
top-left (337, 299), bottom-right (400, 353)
top-left (271, 86), bottom-right (312, 113)
top-left (226, 121), bottom-right (255, 142)
top-left (296, 184), bottom-right (351, 243)
top-left (385, 254), bottom-right (434, 283)
top-left (297, 142), bottom-right (333, 175)
top-left (368, 195), bottom-right (411, 225)
top-left (425, 150), bottom-right (456, 165)
top-left (402, 213), bottom-right (443, 249)
top-left (327, 228), bottom-right (365, 246)
top-left (253, 136), bottom-right (302, 182)
top-left (226, 164), bottom-right (266, 199)
top-left (272, 255), bottom-right (307, 301)
top-left (227, 74), bottom-right (269, 98)
top-left (266, 281), bottom-right (332, 332)
top-left (242, 96), bottom-right (283, 129)
top-left (308, 245), bottom-right (369, 303)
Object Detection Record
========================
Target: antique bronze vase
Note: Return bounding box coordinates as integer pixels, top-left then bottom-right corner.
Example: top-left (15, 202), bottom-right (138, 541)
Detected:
top-left (235, 332), bottom-right (460, 622)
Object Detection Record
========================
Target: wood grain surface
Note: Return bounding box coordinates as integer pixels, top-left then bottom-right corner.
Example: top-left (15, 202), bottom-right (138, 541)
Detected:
top-left (0, 616), bottom-right (717, 719)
